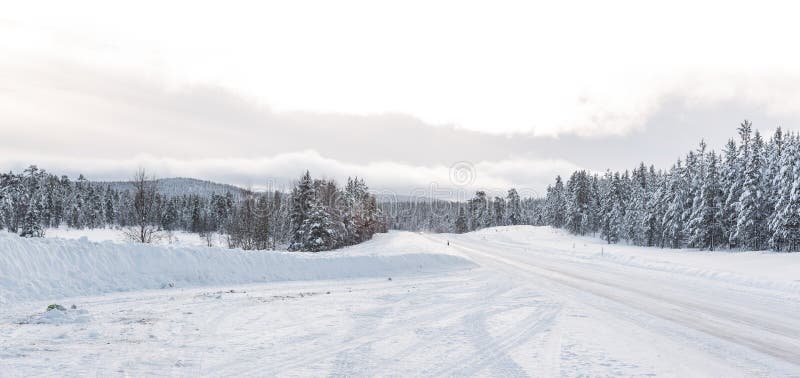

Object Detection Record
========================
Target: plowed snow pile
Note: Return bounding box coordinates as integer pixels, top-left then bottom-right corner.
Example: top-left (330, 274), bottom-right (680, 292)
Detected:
top-left (0, 231), bottom-right (475, 305)
top-left (461, 226), bottom-right (800, 293)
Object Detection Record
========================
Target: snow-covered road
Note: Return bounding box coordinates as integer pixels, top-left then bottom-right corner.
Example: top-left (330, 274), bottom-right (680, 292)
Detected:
top-left (2, 227), bottom-right (799, 376)
top-left (425, 232), bottom-right (800, 376)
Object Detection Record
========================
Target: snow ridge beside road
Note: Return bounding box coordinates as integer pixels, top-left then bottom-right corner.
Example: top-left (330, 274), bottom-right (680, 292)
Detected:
top-left (463, 226), bottom-right (800, 295)
top-left (0, 232), bottom-right (476, 305)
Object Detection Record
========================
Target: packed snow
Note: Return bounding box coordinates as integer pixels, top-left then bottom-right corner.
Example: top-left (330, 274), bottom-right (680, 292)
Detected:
top-left (2, 226), bottom-right (800, 376)
top-left (0, 231), bottom-right (474, 305)
top-left (45, 227), bottom-right (225, 248)
top-left (464, 226), bottom-right (800, 293)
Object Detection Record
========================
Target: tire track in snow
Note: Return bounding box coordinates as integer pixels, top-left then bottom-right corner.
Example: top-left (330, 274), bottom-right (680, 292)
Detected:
top-left (212, 275), bottom-right (513, 376)
top-left (438, 235), bottom-right (800, 373)
top-left (325, 307), bottom-right (389, 377)
top-left (431, 303), bottom-right (562, 377)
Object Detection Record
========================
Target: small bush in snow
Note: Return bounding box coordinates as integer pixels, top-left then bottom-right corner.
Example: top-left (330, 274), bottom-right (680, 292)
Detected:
top-left (47, 304), bottom-right (66, 312)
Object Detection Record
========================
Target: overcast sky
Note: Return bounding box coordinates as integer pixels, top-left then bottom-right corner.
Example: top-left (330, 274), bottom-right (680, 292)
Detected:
top-left (3, 1), bottom-right (800, 197)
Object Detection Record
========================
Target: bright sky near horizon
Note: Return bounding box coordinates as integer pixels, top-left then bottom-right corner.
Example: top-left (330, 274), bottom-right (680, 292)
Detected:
top-left (3, 0), bottom-right (800, 194)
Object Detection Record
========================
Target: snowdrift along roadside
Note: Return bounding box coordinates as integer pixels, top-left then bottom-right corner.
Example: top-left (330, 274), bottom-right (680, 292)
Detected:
top-left (461, 225), bottom-right (800, 294)
top-left (0, 232), bottom-right (475, 305)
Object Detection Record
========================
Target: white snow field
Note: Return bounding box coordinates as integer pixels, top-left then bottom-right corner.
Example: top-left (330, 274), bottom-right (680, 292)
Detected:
top-left (0, 231), bottom-right (473, 304)
top-left (2, 226), bottom-right (800, 376)
top-left (45, 227), bottom-right (227, 248)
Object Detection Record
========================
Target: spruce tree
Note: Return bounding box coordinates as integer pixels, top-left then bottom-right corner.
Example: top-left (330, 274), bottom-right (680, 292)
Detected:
top-left (297, 199), bottom-right (336, 252)
top-left (506, 188), bottom-right (523, 225)
top-left (566, 171), bottom-right (592, 235)
top-left (468, 191), bottom-right (489, 231)
top-left (254, 194), bottom-right (273, 249)
top-left (602, 173), bottom-right (626, 244)
top-left (720, 139), bottom-right (740, 248)
top-left (662, 162), bottom-right (687, 248)
top-left (289, 171), bottom-right (315, 251)
top-left (734, 131), bottom-right (767, 250)
top-left (693, 152), bottom-right (724, 250)
top-left (763, 128), bottom-right (783, 233)
top-left (104, 186), bottom-right (115, 225)
top-left (770, 134), bottom-right (798, 251)
top-left (545, 176), bottom-right (567, 228)
top-left (19, 206), bottom-right (44, 237)
top-left (492, 196), bottom-right (506, 227)
top-left (454, 207), bottom-right (468, 234)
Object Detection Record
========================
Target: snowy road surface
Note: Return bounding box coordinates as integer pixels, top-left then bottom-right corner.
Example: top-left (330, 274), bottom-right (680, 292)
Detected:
top-left (2, 227), bottom-right (800, 376)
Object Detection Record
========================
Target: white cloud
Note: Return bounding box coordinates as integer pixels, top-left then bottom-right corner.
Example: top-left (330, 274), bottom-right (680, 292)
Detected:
top-left (0, 151), bottom-right (581, 197)
top-left (2, 0), bottom-right (799, 197)
top-left (4, 0), bottom-right (800, 137)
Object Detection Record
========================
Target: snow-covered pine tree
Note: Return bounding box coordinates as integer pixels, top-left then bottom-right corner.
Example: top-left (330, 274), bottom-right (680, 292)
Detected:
top-left (645, 170), bottom-right (666, 247)
top-left (2, 173), bottom-right (22, 232)
top-left (298, 199), bottom-right (337, 252)
top-left (544, 176), bottom-right (567, 228)
top-left (18, 173), bottom-right (41, 237)
top-left (228, 193), bottom-right (256, 249)
top-left (600, 172), bottom-right (626, 244)
top-left (734, 131), bottom-right (767, 250)
top-left (720, 139), bottom-right (740, 248)
top-left (104, 185), bottom-right (115, 225)
top-left (492, 196), bottom-right (506, 227)
top-left (0, 177), bottom-right (6, 231)
top-left (588, 174), bottom-right (603, 236)
top-left (454, 206), bottom-right (468, 234)
top-left (468, 191), bottom-right (489, 231)
top-left (726, 121), bottom-right (753, 247)
top-left (769, 132), bottom-right (799, 251)
top-left (254, 194), bottom-right (273, 250)
top-left (623, 165), bottom-right (648, 245)
top-left (566, 171), bottom-right (592, 235)
top-left (343, 177), bottom-right (367, 243)
top-left (19, 205), bottom-right (44, 237)
top-left (17, 166), bottom-right (45, 237)
top-left (684, 142), bottom-right (707, 247)
top-left (763, 128), bottom-right (783, 234)
top-left (362, 194), bottom-right (385, 236)
top-left (41, 177), bottom-right (56, 228)
top-left (691, 152), bottom-right (724, 250)
top-left (289, 171), bottom-right (315, 251)
top-left (319, 182), bottom-right (347, 249)
top-left (506, 188), bottom-right (523, 225)
top-left (662, 162), bottom-right (688, 248)
top-left (774, 176), bottom-right (800, 252)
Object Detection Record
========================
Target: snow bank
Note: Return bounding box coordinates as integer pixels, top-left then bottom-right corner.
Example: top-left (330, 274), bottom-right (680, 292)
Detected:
top-left (0, 232), bottom-right (475, 305)
top-left (465, 226), bottom-right (800, 294)
top-left (45, 227), bottom-right (225, 248)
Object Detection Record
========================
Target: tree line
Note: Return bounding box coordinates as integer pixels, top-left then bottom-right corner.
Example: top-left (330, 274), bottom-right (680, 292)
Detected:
top-left (0, 167), bottom-right (386, 252)
top-left (382, 188), bottom-right (545, 233)
top-left (542, 121), bottom-right (800, 251)
top-left (11, 120), bottom-right (791, 253)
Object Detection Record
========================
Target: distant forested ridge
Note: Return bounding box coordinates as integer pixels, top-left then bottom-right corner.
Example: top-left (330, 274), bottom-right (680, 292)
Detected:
top-left (541, 121), bottom-right (800, 251)
top-left (0, 168), bottom-right (386, 252)
top-left (99, 177), bottom-right (246, 198)
top-left (381, 191), bottom-right (543, 233)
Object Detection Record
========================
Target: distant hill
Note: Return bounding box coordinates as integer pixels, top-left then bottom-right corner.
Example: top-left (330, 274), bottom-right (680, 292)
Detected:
top-left (96, 178), bottom-right (442, 201)
top-left (95, 177), bottom-right (246, 198)
top-left (373, 193), bottom-right (445, 203)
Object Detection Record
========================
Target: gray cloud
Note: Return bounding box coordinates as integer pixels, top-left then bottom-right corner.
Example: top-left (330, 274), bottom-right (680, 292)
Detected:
top-left (2, 57), bottom-right (799, 195)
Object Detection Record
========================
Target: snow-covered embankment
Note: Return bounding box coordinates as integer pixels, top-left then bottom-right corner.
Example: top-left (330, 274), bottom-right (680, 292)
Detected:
top-left (0, 232), bottom-right (475, 305)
